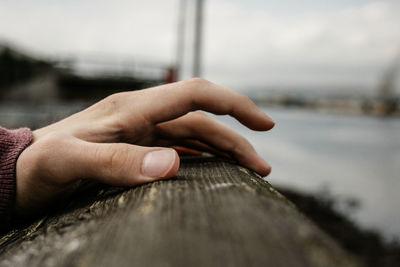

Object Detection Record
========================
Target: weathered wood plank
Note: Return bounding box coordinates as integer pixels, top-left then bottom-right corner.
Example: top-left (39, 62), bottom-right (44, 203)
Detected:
top-left (0, 157), bottom-right (361, 267)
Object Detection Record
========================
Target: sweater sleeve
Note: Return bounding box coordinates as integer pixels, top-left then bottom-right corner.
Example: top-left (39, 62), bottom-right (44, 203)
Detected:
top-left (0, 127), bottom-right (33, 216)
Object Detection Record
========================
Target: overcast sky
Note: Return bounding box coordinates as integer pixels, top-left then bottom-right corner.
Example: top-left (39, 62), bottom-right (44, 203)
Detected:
top-left (0, 0), bottom-right (399, 92)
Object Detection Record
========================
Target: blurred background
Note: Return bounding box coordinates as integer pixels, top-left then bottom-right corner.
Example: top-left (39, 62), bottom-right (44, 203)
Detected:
top-left (1, 0), bottom-right (399, 265)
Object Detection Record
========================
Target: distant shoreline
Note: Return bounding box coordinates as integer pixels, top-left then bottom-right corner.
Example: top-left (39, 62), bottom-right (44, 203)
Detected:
top-left (252, 94), bottom-right (400, 117)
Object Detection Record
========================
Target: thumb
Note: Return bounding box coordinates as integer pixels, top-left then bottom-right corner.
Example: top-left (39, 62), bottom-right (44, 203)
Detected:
top-left (77, 142), bottom-right (180, 186)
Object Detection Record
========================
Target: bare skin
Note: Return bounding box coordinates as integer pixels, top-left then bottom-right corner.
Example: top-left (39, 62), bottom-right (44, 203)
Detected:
top-left (16, 78), bottom-right (274, 215)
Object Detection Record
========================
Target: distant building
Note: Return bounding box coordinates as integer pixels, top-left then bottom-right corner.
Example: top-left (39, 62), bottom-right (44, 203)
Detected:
top-left (0, 45), bottom-right (165, 104)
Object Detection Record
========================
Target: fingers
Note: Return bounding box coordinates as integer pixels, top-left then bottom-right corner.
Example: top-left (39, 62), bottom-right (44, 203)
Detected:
top-left (156, 112), bottom-right (271, 176)
top-left (116, 78), bottom-right (274, 131)
top-left (74, 140), bottom-right (179, 186)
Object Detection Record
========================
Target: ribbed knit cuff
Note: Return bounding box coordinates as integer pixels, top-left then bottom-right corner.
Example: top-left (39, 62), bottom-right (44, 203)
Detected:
top-left (0, 127), bottom-right (33, 216)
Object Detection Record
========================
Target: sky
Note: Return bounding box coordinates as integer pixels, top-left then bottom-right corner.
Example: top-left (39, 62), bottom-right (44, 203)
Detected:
top-left (0, 0), bottom-right (399, 93)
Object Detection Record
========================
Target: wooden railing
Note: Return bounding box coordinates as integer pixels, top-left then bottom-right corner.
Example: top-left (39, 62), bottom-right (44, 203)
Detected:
top-left (0, 157), bottom-right (360, 267)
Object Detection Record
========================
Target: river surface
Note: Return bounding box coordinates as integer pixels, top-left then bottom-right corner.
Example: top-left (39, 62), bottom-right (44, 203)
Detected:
top-left (215, 107), bottom-right (400, 241)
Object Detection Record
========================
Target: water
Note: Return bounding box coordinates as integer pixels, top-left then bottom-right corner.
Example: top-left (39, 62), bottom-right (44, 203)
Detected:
top-left (215, 107), bottom-right (400, 241)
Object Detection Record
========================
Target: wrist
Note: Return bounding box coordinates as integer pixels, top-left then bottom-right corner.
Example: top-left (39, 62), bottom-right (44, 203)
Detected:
top-left (0, 127), bottom-right (33, 217)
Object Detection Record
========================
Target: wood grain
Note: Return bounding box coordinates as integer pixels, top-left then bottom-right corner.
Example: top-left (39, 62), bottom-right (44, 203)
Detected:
top-left (0, 157), bottom-right (360, 267)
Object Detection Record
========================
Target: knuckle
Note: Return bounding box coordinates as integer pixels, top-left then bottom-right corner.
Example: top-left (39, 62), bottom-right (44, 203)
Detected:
top-left (98, 145), bottom-right (132, 179)
top-left (187, 77), bottom-right (209, 88)
top-left (238, 93), bottom-right (251, 103)
top-left (104, 92), bottom-right (123, 104)
top-left (192, 110), bottom-right (209, 118)
top-left (222, 141), bottom-right (241, 158)
top-left (101, 148), bottom-right (121, 172)
top-left (184, 78), bottom-right (211, 109)
top-left (96, 92), bottom-right (127, 115)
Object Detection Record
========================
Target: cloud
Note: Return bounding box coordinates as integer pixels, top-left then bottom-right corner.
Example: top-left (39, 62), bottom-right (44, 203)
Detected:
top-left (0, 0), bottom-right (177, 62)
top-left (203, 0), bottom-right (400, 91)
top-left (0, 0), bottom-right (399, 91)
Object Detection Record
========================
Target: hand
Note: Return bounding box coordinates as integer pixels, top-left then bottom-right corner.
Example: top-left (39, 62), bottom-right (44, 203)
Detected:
top-left (16, 78), bottom-right (274, 215)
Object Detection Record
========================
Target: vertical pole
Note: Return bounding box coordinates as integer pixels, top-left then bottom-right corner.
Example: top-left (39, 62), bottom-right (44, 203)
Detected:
top-left (378, 51), bottom-right (400, 96)
top-left (176, 0), bottom-right (187, 81)
top-left (193, 0), bottom-right (204, 77)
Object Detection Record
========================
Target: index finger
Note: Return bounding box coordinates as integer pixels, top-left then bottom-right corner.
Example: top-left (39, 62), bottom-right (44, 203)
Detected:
top-left (121, 78), bottom-right (274, 131)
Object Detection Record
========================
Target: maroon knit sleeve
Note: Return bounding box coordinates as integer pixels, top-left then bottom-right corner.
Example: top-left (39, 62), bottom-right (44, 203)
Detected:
top-left (0, 127), bottom-right (33, 216)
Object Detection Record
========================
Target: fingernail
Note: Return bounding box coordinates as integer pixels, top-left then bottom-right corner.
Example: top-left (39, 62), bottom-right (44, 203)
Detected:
top-left (142, 149), bottom-right (176, 178)
top-left (258, 156), bottom-right (271, 176)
